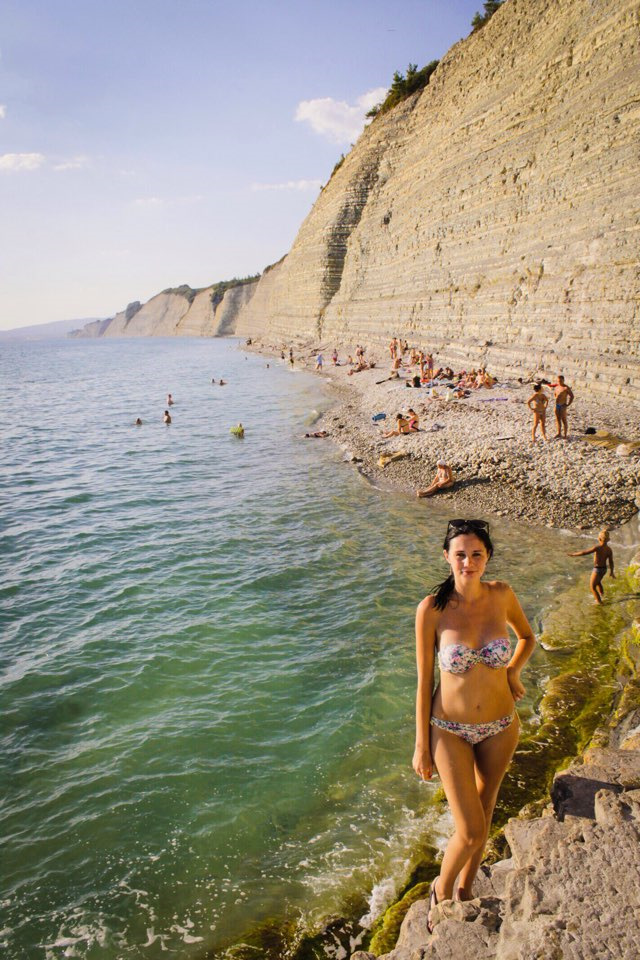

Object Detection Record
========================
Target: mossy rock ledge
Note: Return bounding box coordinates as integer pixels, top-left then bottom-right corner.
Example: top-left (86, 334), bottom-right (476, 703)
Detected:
top-left (353, 556), bottom-right (640, 960)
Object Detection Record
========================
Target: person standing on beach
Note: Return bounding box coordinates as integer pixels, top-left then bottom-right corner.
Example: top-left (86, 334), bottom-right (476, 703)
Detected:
top-left (551, 375), bottom-right (574, 438)
top-left (567, 529), bottom-right (615, 604)
top-left (315, 353), bottom-right (324, 371)
top-left (527, 384), bottom-right (549, 443)
top-left (413, 519), bottom-right (535, 931)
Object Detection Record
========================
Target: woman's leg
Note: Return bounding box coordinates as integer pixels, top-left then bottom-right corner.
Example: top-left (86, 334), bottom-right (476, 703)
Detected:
top-left (456, 716), bottom-right (520, 897)
top-left (430, 726), bottom-right (486, 901)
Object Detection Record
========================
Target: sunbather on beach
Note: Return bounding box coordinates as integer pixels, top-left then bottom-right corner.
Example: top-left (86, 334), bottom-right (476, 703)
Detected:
top-left (527, 384), bottom-right (549, 442)
top-left (475, 368), bottom-right (496, 389)
top-left (417, 460), bottom-right (455, 497)
top-left (382, 413), bottom-right (411, 437)
top-left (406, 408), bottom-right (420, 431)
top-left (304, 430), bottom-right (329, 438)
top-left (567, 529), bottom-right (614, 604)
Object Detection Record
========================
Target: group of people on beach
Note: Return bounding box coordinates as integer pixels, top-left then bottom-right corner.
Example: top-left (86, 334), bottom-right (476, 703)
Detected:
top-left (527, 375), bottom-right (574, 442)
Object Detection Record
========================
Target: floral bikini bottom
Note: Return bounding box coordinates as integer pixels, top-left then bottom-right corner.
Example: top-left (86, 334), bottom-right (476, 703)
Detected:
top-left (430, 713), bottom-right (514, 745)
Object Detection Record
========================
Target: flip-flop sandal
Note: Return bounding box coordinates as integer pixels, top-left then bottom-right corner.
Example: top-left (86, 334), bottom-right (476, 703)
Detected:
top-left (427, 878), bottom-right (440, 934)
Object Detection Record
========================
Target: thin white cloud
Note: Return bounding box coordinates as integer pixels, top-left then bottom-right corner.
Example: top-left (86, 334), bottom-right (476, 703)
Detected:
top-left (0, 152), bottom-right (46, 171)
top-left (53, 155), bottom-right (90, 172)
top-left (295, 87), bottom-right (387, 144)
top-left (0, 105), bottom-right (6, 119)
top-left (134, 194), bottom-right (204, 208)
top-left (134, 196), bottom-right (165, 207)
top-left (251, 179), bottom-right (322, 192)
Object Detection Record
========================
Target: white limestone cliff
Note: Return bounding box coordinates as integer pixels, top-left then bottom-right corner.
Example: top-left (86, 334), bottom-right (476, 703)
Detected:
top-left (235, 0), bottom-right (640, 398)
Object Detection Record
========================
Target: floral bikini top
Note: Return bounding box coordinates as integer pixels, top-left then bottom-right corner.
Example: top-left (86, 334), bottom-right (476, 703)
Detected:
top-left (438, 637), bottom-right (511, 674)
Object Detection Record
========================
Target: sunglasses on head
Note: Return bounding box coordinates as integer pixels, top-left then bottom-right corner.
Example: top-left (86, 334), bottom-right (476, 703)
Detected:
top-left (447, 518), bottom-right (490, 534)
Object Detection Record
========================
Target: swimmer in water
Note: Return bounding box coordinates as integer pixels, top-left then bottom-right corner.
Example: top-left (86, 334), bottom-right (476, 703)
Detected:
top-left (163, 410), bottom-right (172, 424)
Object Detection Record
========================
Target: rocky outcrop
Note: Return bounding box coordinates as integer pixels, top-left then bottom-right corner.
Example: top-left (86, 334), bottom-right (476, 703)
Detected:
top-left (70, 281), bottom-right (258, 338)
top-left (71, 316), bottom-right (116, 338)
top-left (211, 281), bottom-right (259, 336)
top-left (351, 744), bottom-right (640, 960)
top-left (236, 0), bottom-right (640, 398)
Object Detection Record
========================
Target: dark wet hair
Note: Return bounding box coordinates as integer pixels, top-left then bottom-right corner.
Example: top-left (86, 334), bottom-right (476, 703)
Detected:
top-left (430, 519), bottom-right (494, 610)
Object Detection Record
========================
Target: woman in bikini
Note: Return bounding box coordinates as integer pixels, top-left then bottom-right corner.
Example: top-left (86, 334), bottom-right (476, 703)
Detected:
top-left (412, 519), bottom-right (535, 931)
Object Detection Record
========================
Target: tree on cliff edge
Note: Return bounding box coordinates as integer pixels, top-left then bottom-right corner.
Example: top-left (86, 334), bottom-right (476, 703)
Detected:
top-left (471, 0), bottom-right (504, 32)
top-left (366, 61), bottom-right (439, 118)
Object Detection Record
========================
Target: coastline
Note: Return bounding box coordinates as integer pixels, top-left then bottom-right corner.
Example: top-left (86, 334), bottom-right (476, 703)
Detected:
top-left (236, 337), bottom-right (640, 959)
top-left (245, 337), bottom-right (640, 532)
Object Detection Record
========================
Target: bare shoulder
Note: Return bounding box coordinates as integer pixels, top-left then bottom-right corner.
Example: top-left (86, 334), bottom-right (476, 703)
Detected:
top-left (485, 579), bottom-right (512, 596)
top-left (417, 594), bottom-right (438, 617)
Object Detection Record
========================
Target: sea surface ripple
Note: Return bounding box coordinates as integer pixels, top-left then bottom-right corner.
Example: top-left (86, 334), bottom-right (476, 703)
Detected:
top-left (1, 336), bottom-right (632, 960)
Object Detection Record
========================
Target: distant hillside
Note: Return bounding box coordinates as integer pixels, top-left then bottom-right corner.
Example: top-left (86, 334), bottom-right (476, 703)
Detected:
top-left (0, 318), bottom-right (104, 341)
top-left (70, 276), bottom-right (260, 338)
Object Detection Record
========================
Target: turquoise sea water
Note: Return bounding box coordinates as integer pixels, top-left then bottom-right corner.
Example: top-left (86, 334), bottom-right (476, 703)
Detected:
top-left (1, 337), bottom-right (636, 960)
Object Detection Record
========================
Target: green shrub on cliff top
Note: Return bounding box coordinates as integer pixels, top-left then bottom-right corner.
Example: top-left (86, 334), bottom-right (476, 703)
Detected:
top-left (471, 0), bottom-right (504, 32)
top-left (366, 60), bottom-right (439, 119)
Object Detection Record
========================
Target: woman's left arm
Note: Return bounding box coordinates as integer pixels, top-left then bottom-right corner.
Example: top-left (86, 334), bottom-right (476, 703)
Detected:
top-left (504, 584), bottom-right (536, 702)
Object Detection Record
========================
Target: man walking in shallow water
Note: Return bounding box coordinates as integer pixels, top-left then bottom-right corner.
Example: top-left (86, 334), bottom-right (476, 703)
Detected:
top-left (551, 374), bottom-right (574, 439)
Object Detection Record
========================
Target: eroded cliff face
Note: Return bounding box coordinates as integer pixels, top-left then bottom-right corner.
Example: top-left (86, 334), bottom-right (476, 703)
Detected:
top-left (236, 0), bottom-right (640, 397)
top-left (71, 281), bottom-right (258, 338)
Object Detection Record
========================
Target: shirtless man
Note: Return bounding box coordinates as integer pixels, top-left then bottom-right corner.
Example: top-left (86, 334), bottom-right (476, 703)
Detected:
top-left (527, 383), bottom-right (549, 443)
top-left (567, 529), bottom-right (614, 604)
top-left (551, 375), bottom-right (574, 438)
top-left (416, 460), bottom-right (454, 498)
top-left (163, 410), bottom-right (172, 424)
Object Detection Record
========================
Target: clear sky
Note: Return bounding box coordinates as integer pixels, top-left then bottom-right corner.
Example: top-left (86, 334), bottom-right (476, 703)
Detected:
top-left (1, 0), bottom-right (482, 329)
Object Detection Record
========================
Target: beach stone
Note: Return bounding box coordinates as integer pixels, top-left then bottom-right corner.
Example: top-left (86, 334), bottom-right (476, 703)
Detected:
top-left (375, 745), bottom-right (640, 960)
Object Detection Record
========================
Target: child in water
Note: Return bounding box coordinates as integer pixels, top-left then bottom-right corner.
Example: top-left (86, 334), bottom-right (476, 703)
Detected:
top-left (567, 529), bottom-right (615, 604)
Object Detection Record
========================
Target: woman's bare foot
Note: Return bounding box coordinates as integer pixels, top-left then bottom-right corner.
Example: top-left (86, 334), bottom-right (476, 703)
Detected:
top-left (427, 877), bottom-right (440, 934)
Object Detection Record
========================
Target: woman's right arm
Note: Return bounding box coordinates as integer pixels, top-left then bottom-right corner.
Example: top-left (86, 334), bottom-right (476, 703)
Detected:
top-left (412, 597), bottom-right (437, 780)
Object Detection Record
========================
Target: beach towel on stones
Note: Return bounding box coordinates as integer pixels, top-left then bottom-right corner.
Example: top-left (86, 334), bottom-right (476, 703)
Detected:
top-left (585, 430), bottom-right (640, 450)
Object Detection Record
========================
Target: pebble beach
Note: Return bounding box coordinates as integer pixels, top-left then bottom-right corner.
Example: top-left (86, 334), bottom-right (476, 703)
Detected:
top-left (249, 339), bottom-right (640, 531)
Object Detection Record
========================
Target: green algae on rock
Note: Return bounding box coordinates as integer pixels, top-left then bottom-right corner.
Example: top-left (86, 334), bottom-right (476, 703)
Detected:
top-left (364, 558), bottom-right (640, 956)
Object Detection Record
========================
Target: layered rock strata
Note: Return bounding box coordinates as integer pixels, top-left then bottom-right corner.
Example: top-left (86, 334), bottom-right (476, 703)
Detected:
top-left (71, 281), bottom-right (258, 338)
top-left (236, 0), bottom-right (640, 399)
